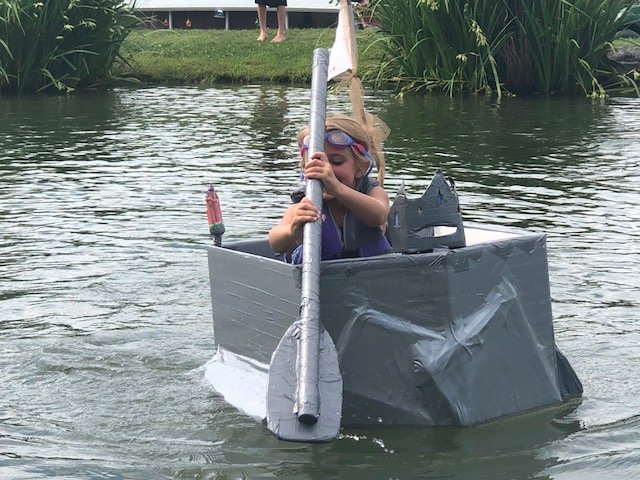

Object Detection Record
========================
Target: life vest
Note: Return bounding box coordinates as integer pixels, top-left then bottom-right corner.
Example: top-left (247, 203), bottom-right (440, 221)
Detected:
top-left (289, 177), bottom-right (393, 264)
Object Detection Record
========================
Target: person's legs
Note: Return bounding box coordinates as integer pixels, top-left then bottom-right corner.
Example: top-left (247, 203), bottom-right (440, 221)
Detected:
top-left (256, 4), bottom-right (268, 41)
top-left (272, 5), bottom-right (286, 43)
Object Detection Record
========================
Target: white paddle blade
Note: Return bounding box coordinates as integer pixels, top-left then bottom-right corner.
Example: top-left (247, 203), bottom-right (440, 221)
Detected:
top-left (266, 324), bottom-right (342, 442)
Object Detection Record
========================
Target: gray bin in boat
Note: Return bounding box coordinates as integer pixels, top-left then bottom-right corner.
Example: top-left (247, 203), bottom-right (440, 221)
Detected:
top-left (207, 226), bottom-right (582, 426)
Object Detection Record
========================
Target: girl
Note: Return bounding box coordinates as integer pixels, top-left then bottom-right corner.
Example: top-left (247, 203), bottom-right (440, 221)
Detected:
top-left (268, 114), bottom-right (392, 262)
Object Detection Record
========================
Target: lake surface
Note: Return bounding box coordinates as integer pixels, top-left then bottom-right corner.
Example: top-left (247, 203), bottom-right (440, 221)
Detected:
top-left (1, 85), bottom-right (639, 479)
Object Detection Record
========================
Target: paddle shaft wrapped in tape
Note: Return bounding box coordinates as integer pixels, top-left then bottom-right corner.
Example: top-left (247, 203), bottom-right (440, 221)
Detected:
top-left (265, 48), bottom-right (343, 442)
top-left (296, 47), bottom-right (330, 424)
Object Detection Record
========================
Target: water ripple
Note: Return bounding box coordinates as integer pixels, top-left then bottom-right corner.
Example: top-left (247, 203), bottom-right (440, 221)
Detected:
top-left (1, 87), bottom-right (639, 479)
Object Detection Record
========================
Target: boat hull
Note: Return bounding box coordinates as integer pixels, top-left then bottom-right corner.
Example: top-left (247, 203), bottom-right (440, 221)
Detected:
top-left (207, 226), bottom-right (582, 426)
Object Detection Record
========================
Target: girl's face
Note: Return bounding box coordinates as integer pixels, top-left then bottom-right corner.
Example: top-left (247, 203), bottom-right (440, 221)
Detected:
top-left (324, 142), bottom-right (362, 190)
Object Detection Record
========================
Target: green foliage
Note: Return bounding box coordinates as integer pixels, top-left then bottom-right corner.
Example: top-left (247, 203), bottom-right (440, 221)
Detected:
top-left (367, 0), bottom-right (639, 96)
top-left (367, 0), bottom-right (512, 96)
top-left (0, 0), bottom-right (139, 93)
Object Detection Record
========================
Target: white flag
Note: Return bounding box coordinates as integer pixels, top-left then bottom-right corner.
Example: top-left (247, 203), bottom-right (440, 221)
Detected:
top-left (328, 0), bottom-right (358, 81)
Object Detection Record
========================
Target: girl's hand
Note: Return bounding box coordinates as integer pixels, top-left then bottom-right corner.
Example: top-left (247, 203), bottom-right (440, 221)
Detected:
top-left (303, 152), bottom-right (342, 197)
top-left (290, 197), bottom-right (320, 230)
top-left (288, 197), bottom-right (320, 244)
top-left (268, 197), bottom-right (320, 253)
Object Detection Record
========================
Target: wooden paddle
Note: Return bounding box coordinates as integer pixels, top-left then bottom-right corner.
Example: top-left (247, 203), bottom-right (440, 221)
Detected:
top-left (265, 47), bottom-right (343, 442)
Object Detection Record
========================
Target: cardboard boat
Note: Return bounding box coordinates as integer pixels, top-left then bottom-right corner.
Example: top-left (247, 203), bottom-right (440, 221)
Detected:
top-left (205, 171), bottom-right (582, 426)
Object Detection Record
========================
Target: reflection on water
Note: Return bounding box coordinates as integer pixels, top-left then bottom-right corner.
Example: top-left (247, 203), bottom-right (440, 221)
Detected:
top-left (0, 86), bottom-right (639, 479)
top-left (249, 85), bottom-right (291, 162)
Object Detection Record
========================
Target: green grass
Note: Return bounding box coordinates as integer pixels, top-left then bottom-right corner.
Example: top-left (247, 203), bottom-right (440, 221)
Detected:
top-left (114, 28), bottom-right (384, 85)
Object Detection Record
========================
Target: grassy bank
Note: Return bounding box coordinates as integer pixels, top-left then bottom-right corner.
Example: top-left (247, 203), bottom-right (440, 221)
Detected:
top-left (115, 27), bottom-right (639, 90)
top-left (114, 28), bottom-right (383, 85)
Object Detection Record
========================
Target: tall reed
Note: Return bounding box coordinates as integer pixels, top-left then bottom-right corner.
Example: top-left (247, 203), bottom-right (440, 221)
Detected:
top-left (367, 0), bottom-right (638, 96)
top-left (0, 0), bottom-right (138, 93)
top-left (369, 0), bottom-right (512, 96)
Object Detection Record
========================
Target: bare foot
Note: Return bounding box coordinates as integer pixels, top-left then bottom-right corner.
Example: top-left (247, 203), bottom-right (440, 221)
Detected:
top-left (257, 31), bottom-right (268, 42)
top-left (271, 33), bottom-right (286, 43)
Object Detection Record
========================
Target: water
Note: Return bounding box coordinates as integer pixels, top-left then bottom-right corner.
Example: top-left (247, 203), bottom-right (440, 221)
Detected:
top-left (0, 86), bottom-right (638, 479)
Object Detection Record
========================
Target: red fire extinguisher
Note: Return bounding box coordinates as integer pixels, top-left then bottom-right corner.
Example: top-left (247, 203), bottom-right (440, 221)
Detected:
top-left (205, 184), bottom-right (225, 246)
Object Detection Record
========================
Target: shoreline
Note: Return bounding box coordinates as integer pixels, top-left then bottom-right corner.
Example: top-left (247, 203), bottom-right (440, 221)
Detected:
top-left (114, 29), bottom-right (639, 94)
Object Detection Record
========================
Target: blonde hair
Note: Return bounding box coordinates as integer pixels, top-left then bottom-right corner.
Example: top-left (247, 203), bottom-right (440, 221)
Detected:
top-left (297, 113), bottom-right (386, 185)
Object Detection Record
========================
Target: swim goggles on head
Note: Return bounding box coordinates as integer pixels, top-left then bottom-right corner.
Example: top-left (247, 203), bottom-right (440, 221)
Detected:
top-left (299, 130), bottom-right (375, 176)
top-left (300, 130), bottom-right (371, 159)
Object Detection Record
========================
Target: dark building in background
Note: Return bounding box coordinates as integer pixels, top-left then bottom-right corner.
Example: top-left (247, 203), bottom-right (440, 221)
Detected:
top-left (127, 0), bottom-right (339, 30)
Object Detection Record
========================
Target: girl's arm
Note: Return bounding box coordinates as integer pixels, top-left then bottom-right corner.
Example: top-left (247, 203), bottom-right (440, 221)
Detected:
top-left (304, 152), bottom-right (389, 228)
top-left (330, 183), bottom-right (389, 228)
